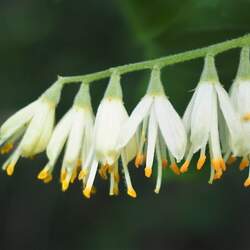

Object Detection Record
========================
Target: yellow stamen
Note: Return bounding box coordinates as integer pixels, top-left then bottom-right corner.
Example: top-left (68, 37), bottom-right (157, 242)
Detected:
top-left (6, 164), bottom-right (15, 176)
top-left (211, 159), bottom-right (221, 172)
top-left (78, 169), bottom-right (87, 180)
top-left (135, 154), bottom-right (144, 168)
top-left (220, 159), bottom-right (226, 171)
top-left (37, 168), bottom-right (48, 180)
top-left (145, 166), bottom-right (152, 178)
top-left (99, 165), bottom-right (109, 180)
top-left (239, 159), bottom-right (249, 171)
top-left (77, 159), bottom-right (82, 168)
top-left (62, 180), bottom-right (69, 192)
top-left (0, 143), bottom-right (13, 154)
top-left (214, 169), bottom-right (223, 180)
top-left (127, 188), bottom-right (137, 198)
top-left (91, 186), bottom-right (97, 195)
top-left (60, 169), bottom-right (66, 182)
top-left (244, 178), bottom-right (250, 187)
top-left (242, 113), bottom-right (250, 121)
top-left (180, 160), bottom-right (190, 173)
top-left (113, 186), bottom-right (119, 196)
top-left (162, 159), bottom-right (168, 168)
top-left (107, 165), bottom-right (113, 174)
top-left (83, 187), bottom-right (91, 199)
top-left (114, 172), bottom-right (120, 183)
top-left (43, 174), bottom-right (53, 184)
top-left (197, 154), bottom-right (206, 170)
top-left (226, 155), bottom-right (237, 165)
top-left (170, 163), bottom-right (180, 175)
top-left (70, 169), bottom-right (78, 184)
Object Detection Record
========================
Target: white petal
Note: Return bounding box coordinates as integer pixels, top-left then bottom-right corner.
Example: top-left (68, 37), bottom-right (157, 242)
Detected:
top-left (146, 108), bottom-right (158, 167)
top-left (215, 84), bottom-right (242, 154)
top-left (154, 96), bottom-right (187, 162)
top-left (20, 100), bottom-right (52, 157)
top-left (0, 101), bottom-right (38, 144)
top-left (190, 83), bottom-right (213, 153)
top-left (63, 108), bottom-right (88, 167)
top-left (81, 112), bottom-right (95, 164)
top-left (209, 90), bottom-right (221, 159)
top-left (182, 90), bottom-right (197, 133)
top-left (117, 96), bottom-right (153, 148)
top-left (46, 109), bottom-right (73, 164)
top-left (31, 108), bottom-right (55, 155)
top-left (94, 99), bottom-right (128, 165)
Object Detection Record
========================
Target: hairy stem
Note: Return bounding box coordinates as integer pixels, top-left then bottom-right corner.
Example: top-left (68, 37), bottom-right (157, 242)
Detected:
top-left (59, 33), bottom-right (250, 84)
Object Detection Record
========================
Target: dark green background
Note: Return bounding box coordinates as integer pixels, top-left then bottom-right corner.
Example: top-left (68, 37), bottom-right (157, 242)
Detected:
top-left (0, 0), bottom-right (249, 249)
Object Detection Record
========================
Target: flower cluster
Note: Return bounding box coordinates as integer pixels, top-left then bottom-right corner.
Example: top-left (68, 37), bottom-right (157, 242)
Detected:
top-left (1, 47), bottom-right (250, 198)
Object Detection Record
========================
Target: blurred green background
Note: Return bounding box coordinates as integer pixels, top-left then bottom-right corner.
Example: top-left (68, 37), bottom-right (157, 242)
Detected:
top-left (0, 0), bottom-right (250, 249)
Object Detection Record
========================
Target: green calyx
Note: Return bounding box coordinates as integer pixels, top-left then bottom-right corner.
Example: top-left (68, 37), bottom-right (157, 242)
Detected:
top-left (146, 66), bottom-right (165, 96)
top-left (104, 71), bottom-right (123, 99)
top-left (41, 81), bottom-right (63, 104)
top-left (74, 82), bottom-right (92, 109)
top-left (199, 55), bottom-right (219, 84)
top-left (235, 47), bottom-right (250, 81)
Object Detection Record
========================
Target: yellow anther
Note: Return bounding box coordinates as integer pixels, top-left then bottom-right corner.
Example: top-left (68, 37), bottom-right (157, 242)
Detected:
top-left (6, 164), bottom-right (15, 176)
top-left (226, 155), bottom-right (237, 165)
top-left (99, 165), bottom-right (108, 180)
top-left (214, 169), bottom-right (223, 180)
top-left (135, 154), bottom-right (144, 168)
top-left (239, 159), bottom-right (249, 171)
top-left (144, 166), bottom-right (152, 178)
top-left (91, 186), bottom-right (97, 195)
top-left (220, 159), bottom-right (226, 171)
top-left (211, 159), bottom-right (221, 172)
top-left (0, 143), bottom-right (13, 154)
top-left (242, 113), bottom-right (250, 121)
top-left (113, 186), bottom-right (119, 196)
top-left (62, 180), bottom-right (69, 192)
top-left (180, 160), bottom-right (190, 173)
top-left (107, 165), bottom-right (113, 174)
top-left (244, 178), bottom-right (250, 187)
top-left (197, 154), bottom-right (206, 170)
top-left (43, 174), bottom-right (53, 184)
top-left (70, 169), bottom-right (78, 184)
top-left (60, 169), bottom-right (67, 183)
top-left (78, 169), bottom-right (87, 180)
top-left (170, 163), bottom-right (180, 175)
top-left (162, 159), bottom-right (168, 168)
top-left (37, 168), bottom-right (48, 180)
top-left (83, 187), bottom-right (91, 199)
top-left (127, 188), bottom-right (137, 198)
top-left (114, 172), bottom-right (120, 183)
top-left (77, 159), bottom-right (82, 168)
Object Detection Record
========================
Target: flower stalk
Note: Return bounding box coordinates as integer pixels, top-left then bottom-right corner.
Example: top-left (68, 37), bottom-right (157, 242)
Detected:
top-left (58, 33), bottom-right (250, 85)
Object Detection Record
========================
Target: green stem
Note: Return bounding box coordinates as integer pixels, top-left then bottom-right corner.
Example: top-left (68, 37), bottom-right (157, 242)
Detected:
top-left (59, 33), bottom-right (250, 84)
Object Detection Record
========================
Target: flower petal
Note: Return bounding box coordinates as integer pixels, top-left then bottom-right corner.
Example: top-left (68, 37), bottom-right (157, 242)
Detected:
top-left (146, 108), bottom-right (158, 167)
top-left (154, 96), bottom-right (187, 162)
top-left (118, 96), bottom-right (153, 148)
top-left (190, 83), bottom-right (213, 153)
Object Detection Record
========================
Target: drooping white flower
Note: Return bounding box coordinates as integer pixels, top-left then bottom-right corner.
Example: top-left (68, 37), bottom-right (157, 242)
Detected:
top-left (37, 83), bottom-right (94, 190)
top-left (229, 47), bottom-right (250, 187)
top-left (118, 66), bottom-right (187, 193)
top-left (181, 55), bottom-right (242, 183)
top-left (82, 72), bottom-right (138, 199)
top-left (0, 82), bottom-right (63, 176)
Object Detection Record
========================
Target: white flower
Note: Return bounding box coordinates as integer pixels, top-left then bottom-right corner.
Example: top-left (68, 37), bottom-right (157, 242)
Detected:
top-left (82, 72), bottom-right (138, 199)
top-left (37, 83), bottom-right (94, 190)
top-left (118, 67), bottom-right (187, 193)
top-left (229, 47), bottom-right (250, 187)
top-left (181, 55), bottom-right (242, 183)
top-left (0, 82), bottom-right (62, 176)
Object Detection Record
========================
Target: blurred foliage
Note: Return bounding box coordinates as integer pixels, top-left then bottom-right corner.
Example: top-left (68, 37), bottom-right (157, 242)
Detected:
top-left (0, 0), bottom-right (250, 250)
